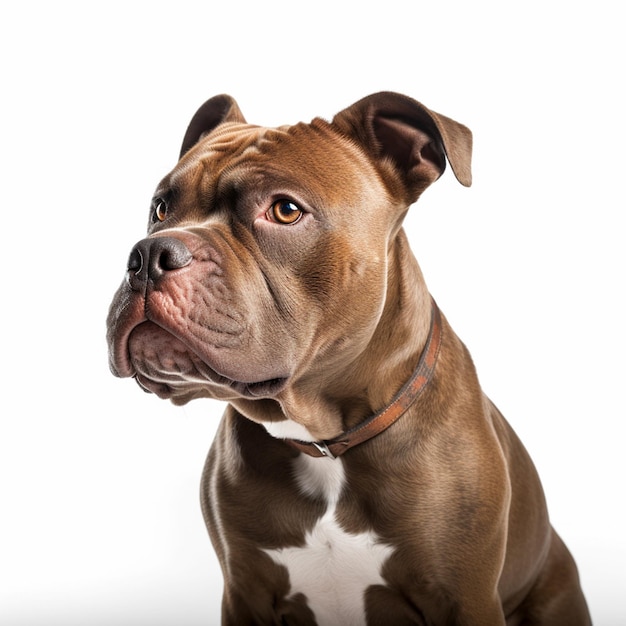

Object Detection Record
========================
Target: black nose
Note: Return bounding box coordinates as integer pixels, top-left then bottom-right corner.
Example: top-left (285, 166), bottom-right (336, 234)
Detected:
top-left (126, 236), bottom-right (193, 290)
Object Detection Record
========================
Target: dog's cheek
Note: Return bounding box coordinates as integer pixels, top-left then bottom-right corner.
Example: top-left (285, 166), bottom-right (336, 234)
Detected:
top-left (296, 234), bottom-right (388, 355)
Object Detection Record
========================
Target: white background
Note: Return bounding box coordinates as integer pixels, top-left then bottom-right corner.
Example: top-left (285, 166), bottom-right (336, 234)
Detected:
top-left (1, 1), bottom-right (624, 624)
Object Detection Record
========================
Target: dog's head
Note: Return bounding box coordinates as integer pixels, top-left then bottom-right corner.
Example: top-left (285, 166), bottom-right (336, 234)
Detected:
top-left (106, 92), bottom-right (471, 429)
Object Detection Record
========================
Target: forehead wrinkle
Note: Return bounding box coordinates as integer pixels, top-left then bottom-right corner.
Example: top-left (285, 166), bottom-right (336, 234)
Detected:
top-left (170, 124), bottom-right (277, 190)
top-left (202, 123), bottom-right (272, 159)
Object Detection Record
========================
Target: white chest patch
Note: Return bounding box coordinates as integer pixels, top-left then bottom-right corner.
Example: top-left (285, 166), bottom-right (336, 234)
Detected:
top-left (264, 454), bottom-right (393, 626)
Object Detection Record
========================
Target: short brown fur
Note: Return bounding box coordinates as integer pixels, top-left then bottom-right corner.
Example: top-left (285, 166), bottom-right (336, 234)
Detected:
top-left (107, 92), bottom-right (591, 624)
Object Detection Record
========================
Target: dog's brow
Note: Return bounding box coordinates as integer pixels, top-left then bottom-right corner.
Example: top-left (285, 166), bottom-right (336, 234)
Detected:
top-left (203, 124), bottom-right (268, 156)
top-left (170, 126), bottom-right (274, 189)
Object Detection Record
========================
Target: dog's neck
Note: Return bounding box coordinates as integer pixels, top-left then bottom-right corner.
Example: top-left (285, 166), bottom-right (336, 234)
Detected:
top-left (233, 229), bottom-right (433, 442)
top-left (283, 297), bottom-right (441, 458)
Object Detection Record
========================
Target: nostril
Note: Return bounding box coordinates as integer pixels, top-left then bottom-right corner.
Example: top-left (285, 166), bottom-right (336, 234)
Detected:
top-left (127, 246), bottom-right (143, 274)
top-left (156, 240), bottom-right (193, 271)
top-left (126, 237), bottom-right (193, 289)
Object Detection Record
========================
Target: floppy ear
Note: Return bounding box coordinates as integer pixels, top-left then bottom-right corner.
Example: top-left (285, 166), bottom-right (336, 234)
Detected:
top-left (179, 94), bottom-right (246, 158)
top-left (332, 91), bottom-right (472, 201)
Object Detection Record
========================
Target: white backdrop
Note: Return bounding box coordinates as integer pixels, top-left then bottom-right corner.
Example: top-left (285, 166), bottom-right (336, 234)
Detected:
top-left (1, 1), bottom-right (624, 624)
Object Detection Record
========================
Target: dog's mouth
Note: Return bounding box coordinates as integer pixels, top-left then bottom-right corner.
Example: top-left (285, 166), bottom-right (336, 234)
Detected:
top-left (108, 300), bottom-right (290, 402)
top-left (125, 321), bottom-right (289, 401)
top-left (134, 364), bottom-right (288, 401)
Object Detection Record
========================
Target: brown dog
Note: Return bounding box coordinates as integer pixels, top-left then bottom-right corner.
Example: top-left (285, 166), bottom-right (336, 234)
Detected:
top-left (107, 92), bottom-right (591, 624)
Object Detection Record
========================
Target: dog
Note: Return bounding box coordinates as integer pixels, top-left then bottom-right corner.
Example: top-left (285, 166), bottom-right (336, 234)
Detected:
top-left (107, 92), bottom-right (591, 625)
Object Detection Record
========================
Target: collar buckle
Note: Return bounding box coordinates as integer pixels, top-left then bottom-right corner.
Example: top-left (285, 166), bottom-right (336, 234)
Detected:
top-left (312, 441), bottom-right (336, 459)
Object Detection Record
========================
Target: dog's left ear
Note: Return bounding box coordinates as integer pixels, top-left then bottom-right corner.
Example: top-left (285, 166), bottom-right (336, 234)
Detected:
top-left (332, 92), bottom-right (472, 200)
top-left (179, 94), bottom-right (247, 158)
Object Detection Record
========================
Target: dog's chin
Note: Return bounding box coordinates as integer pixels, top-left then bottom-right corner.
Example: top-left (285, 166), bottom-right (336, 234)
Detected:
top-left (127, 322), bottom-right (288, 402)
top-left (131, 374), bottom-right (281, 403)
top-left (134, 372), bottom-right (289, 404)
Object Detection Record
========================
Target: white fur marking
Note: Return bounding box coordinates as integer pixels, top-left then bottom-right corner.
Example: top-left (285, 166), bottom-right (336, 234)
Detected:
top-left (292, 452), bottom-right (345, 502)
top-left (265, 455), bottom-right (393, 625)
top-left (262, 419), bottom-right (317, 442)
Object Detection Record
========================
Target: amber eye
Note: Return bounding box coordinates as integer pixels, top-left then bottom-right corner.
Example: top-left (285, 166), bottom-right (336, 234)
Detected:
top-left (267, 199), bottom-right (303, 225)
top-left (152, 197), bottom-right (168, 222)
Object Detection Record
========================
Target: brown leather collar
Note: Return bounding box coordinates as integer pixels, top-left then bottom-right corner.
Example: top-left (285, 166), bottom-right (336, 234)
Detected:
top-left (284, 298), bottom-right (442, 459)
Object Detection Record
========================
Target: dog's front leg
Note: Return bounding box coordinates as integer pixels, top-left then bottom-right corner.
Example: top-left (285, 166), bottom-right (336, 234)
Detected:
top-left (221, 586), bottom-right (318, 626)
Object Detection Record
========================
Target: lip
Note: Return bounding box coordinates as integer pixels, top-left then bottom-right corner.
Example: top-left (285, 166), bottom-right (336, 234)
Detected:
top-left (133, 370), bottom-right (289, 401)
top-left (108, 305), bottom-right (289, 399)
top-left (107, 289), bottom-right (148, 379)
top-left (107, 270), bottom-right (290, 400)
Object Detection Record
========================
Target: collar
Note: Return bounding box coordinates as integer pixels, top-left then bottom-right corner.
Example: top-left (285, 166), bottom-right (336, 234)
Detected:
top-left (284, 297), bottom-right (442, 459)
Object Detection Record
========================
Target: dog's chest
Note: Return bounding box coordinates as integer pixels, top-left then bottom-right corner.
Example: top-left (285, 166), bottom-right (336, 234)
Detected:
top-left (264, 455), bottom-right (394, 626)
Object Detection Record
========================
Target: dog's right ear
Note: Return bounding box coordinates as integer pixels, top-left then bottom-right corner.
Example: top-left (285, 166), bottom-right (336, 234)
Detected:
top-left (179, 95), bottom-right (246, 159)
top-left (332, 92), bottom-right (472, 203)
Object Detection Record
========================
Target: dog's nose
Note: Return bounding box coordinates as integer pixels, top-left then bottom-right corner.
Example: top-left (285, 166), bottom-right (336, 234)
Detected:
top-left (126, 236), bottom-right (193, 289)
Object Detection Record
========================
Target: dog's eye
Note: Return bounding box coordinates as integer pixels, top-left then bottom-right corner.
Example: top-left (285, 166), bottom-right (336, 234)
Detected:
top-left (152, 197), bottom-right (168, 222)
top-left (267, 199), bottom-right (303, 225)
